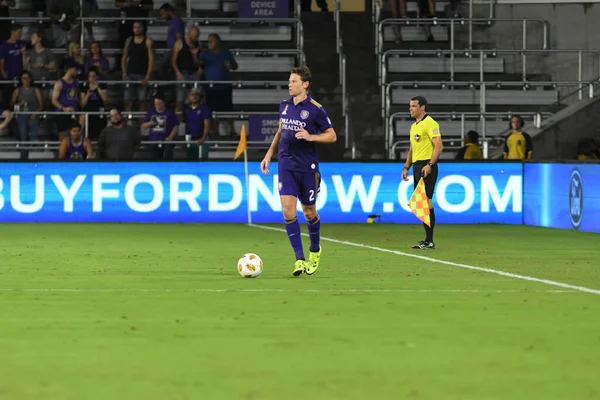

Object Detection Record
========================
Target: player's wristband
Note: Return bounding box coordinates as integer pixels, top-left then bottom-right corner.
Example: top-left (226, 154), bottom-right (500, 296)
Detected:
top-left (402, 166), bottom-right (408, 171)
top-left (427, 162), bottom-right (434, 167)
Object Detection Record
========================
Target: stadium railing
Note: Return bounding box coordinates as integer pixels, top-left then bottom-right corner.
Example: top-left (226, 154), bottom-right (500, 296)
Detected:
top-left (0, 138), bottom-right (270, 160)
top-left (379, 49), bottom-right (600, 87)
top-left (387, 111), bottom-right (553, 159)
top-left (333, 0), bottom-right (349, 152)
top-left (0, 80), bottom-right (290, 111)
top-left (376, 17), bottom-right (549, 57)
top-left (0, 16), bottom-right (304, 53)
top-left (383, 80), bottom-right (599, 154)
top-left (371, 0), bottom-right (494, 52)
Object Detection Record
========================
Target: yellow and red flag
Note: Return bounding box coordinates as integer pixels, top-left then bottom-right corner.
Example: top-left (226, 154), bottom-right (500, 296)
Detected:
top-left (233, 124), bottom-right (247, 160)
top-left (408, 178), bottom-right (431, 227)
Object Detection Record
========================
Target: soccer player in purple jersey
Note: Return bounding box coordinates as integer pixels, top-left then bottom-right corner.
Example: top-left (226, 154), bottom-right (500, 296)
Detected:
top-left (260, 66), bottom-right (337, 276)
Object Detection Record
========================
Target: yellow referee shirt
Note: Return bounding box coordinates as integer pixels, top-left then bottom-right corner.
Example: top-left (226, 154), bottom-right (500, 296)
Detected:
top-left (410, 114), bottom-right (441, 162)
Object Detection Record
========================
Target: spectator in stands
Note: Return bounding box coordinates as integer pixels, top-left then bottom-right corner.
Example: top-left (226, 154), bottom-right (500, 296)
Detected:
top-left (455, 130), bottom-right (482, 160)
top-left (0, 106), bottom-right (13, 136)
top-left (0, 0), bottom-right (16, 43)
top-left (199, 33), bottom-right (238, 136)
top-left (52, 59), bottom-right (80, 140)
top-left (184, 88), bottom-right (211, 160)
top-left (300, 0), bottom-right (328, 12)
top-left (503, 115), bottom-right (533, 161)
top-left (0, 24), bottom-right (25, 81)
top-left (82, 0), bottom-right (98, 42)
top-left (62, 42), bottom-right (85, 81)
top-left (58, 121), bottom-right (95, 159)
top-left (141, 92), bottom-right (179, 160)
top-left (172, 26), bottom-right (201, 118)
top-left (80, 67), bottom-right (108, 140)
top-left (25, 32), bottom-right (57, 83)
top-left (121, 21), bottom-right (155, 113)
top-left (98, 108), bottom-right (141, 160)
top-left (11, 71), bottom-right (43, 141)
top-left (390, 0), bottom-right (437, 42)
top-left (576, 137), bottom-right (600, 160)
top-left (115, 0), bottom-right (153, 70)
top-left (159, 3), bottom-right (185, 78)
top-left (84, 42), bottom-right (110, 81)
top-left (46, 0), bottom-right (81, 48)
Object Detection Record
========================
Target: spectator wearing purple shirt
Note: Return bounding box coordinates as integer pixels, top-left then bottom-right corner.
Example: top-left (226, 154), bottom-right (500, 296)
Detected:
top-left (0, 24), bottom-right (25, 80)
top-left (141, 93), bottom-right (179, 160)
top-left (159, 3), bottom-right (184, 78)
top-left (84, 42), bottom-right (111, 81)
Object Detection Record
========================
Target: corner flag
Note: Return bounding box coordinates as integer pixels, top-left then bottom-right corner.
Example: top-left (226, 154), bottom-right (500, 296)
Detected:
top-left (234, 125), bottom-right (247, 160)
top-left (408, 178), bottom-right (431, 227)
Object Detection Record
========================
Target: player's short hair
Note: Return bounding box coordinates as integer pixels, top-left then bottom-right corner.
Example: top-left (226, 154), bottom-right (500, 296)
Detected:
top-left (467, 130), bottom-right (479, 143)
top-left (70, 122), bottom-right (82, 130)
top-left (10, 23), bottom-right (23, 32)
top-left (290, 66), bottom-right (312, 89)
top-left (411, 96), bottom-right (428, 108)
top-left (159, 3), bottom-right (174, 12)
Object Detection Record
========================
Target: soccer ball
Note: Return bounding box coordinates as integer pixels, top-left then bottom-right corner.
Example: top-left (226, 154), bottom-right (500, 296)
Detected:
top-left (237, 253), bottom-right (263, 278)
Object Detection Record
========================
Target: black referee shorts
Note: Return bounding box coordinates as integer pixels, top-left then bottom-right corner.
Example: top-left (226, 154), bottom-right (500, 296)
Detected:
top-left (413, 159), bottom-right (439, 199)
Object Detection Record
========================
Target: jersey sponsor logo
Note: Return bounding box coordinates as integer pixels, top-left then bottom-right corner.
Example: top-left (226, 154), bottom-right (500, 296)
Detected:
top-left (280, 118), bottom-right (306, 131)
top-left (300, 110), bottom-right (309, 119)
top-left (152, 115), bottom-right (166, 132)
top-left (569, 168), bottom-right (583, 229)
top-left (68, 88), bottom-right (77, 99)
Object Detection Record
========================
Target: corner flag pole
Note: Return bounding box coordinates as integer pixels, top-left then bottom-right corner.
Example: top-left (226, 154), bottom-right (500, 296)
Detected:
top-left (244, 146), bottom-right (252, 225)
top-left (234, 125), bottom-right (251, 225)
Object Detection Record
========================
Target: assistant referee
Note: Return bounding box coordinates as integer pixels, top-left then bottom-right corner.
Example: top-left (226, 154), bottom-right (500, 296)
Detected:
top-left (401, 96), bottom-right (444, 249)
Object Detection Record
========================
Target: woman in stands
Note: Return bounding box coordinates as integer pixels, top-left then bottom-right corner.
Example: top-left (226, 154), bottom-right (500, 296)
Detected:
top-left (10, 71), bottom-right (43, 141)
top-left (62, 42), bottom-right (85, 81)
top-left (84, 42), bottom-right (110, 81)
top-left (80, 66), bottom-right (108, 141)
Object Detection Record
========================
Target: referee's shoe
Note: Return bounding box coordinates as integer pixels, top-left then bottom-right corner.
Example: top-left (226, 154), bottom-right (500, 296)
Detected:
top-left (412, 240), bottom-right (435, 249)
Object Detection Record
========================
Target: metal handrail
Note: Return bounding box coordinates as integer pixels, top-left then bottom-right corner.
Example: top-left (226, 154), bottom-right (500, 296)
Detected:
top-left (334, 0), bottom-right (341, 55)
top-left (390, 136), bottom-right (499, 160)
top-left (376, 18), bottom-right (550, 57)
top-left (387, 111), bottom-right (554, 157)
top-left (380, 49), bottom-right (600, 87)
top-left (372, 0), bottom-right (495, 24)
top-left (0, 140), bottom-right (271, 158)
top-left (383, 80), bottom-right (598, 152)
top-left (0, 79), bottom-right (289, 87)
top-left (0, 16), bottom-right (304, 52)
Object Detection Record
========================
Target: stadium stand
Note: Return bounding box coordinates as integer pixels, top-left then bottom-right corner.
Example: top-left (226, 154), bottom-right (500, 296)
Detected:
top-left (0, 0), bottom-right (308, 160)
top-left (371, 0), bottom-right (600, 160)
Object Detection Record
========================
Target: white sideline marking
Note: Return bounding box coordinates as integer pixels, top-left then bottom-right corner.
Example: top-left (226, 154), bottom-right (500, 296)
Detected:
top-left (249, 224), bottom-right (600, 296)
top-left (0, 288), bottom-right (575, 293)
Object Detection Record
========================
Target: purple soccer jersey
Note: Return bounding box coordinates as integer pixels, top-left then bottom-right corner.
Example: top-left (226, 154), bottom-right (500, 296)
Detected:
top-left (144, 107), bottom-right (179, 141)
top-left (277, 95), bottom-right (332, 205)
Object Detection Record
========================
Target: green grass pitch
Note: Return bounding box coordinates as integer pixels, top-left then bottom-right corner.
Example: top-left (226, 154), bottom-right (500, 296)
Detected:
top-left (0, 223), bottom-right (599, 400)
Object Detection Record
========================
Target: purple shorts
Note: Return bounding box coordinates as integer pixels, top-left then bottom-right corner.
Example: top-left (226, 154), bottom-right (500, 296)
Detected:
top-left (278, 169), bottom-right (322, 205)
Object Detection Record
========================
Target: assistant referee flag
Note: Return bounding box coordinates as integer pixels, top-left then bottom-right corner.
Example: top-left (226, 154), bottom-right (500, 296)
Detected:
top-left (409, 177), bottom-right (431, 227)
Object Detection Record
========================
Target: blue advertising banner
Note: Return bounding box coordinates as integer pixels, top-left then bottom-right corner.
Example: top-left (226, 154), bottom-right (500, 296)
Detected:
top-left (523, 163), bottom-right (600, 233)
top-left (0, 162), bottom-right (522, 223)
top-left (238, 0), bottom-right (289, 18)
top-left (248, 114), bottom-right (279, 148)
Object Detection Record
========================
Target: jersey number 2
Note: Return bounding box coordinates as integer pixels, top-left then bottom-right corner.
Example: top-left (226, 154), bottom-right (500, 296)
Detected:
top-left (309, 190), bottom-right (315, 201)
